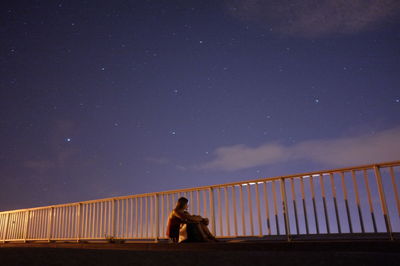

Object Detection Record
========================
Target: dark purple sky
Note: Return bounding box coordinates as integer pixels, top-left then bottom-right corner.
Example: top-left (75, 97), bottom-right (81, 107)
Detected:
top-left (1, 0), bottom-right (400, 211)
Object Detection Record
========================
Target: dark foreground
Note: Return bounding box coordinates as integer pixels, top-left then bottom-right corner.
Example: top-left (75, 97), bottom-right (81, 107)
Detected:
top-left (1, 240), bottom-right (399, 266)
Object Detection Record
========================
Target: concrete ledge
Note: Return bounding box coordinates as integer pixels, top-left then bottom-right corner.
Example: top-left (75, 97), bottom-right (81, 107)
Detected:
top-left (1, 240), bottom-right (400, 266)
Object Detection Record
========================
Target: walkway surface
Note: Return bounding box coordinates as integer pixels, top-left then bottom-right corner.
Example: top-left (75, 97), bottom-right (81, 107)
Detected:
top-left (1, 240), bottom-right (400, 266)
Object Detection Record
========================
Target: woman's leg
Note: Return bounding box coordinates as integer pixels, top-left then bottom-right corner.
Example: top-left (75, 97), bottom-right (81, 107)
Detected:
top-left (199, 223), bottom-right (217, 240)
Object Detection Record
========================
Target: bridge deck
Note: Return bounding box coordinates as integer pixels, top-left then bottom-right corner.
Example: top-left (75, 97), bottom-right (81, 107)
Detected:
top-left (1, 240), bottom-right (400, 266)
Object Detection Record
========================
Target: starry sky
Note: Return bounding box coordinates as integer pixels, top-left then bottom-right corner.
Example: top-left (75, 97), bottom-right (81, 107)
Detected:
top-left (1, 0), bottom-right (400, 212)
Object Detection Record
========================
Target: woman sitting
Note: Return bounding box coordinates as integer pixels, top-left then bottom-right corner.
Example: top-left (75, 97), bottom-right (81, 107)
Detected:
top-left (166, 197), bottom-right (217, 243)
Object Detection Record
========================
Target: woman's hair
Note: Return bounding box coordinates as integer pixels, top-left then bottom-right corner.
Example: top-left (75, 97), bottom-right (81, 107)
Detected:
top-left (175, 197), bottom-right (188, 210)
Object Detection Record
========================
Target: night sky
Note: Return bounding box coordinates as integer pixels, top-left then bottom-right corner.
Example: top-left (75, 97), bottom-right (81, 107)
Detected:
top-left (1, 0), bottom-right (400, 212)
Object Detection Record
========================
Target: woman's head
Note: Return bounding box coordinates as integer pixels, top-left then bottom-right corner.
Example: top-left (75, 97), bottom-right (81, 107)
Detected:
top-left (175, 197), bottom-right (188, 210)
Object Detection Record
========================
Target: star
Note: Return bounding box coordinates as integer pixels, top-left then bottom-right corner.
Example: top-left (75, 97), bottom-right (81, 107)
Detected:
top-left (395, 99), bottom-right (399, 103)
top-left (65, 138), bottom-right (71, 142)
top-left (171, 131), bottom-right (176, 135)
top-left (314, 98), bottom-right (320, 103)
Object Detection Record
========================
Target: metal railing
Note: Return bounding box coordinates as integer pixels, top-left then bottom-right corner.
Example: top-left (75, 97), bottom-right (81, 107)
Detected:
top-left (1, 161), bottom-right (399, 243)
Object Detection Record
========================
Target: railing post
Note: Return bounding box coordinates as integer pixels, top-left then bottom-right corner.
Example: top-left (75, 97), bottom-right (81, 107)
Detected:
top-left (3, 213), bottom-right (10, 243)
top-left (374, 165), bottom-right (393, 240)
top-left (76, 203), bottom-right (81, 242)
top-left (209, 187), bottom-right (216, 236)
top-left (280, 178), bottom-right (291, 241)
top-left (111, 199), bottom-right (116, 239)
top-left (154, 194), bottom-right (159, 242)
top-left (23, 211), bottom-right (30, 243)
top-left (47, 207), bottom-right (53, 242)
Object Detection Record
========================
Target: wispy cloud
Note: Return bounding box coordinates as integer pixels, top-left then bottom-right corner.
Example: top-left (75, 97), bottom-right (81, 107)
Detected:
top-left (23, 120), bottom-right (79, 174)
top-left (200, 126), bottom-right (400, 171)
top-left (225, 0), bottom-right (400, 37)
top-left (145, 157), bottom-right (170, 165)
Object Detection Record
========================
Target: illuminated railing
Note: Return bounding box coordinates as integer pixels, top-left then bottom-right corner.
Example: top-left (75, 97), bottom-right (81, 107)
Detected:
top-left (1, 161), bottom-right (399, 243)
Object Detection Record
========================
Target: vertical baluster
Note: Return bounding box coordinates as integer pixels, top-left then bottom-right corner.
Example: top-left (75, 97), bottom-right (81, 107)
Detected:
top-left (13, 213), bottom-right (17, 240)
top-left (165, 195), bottom-right (170, 237)
top-left (71, 206), bottom-right (75, 239)
top-left (99, 202), bottom-right (103, 239)
top-left (154, 195), bottom-right (159, 241)
top-left (22, 212), bottom-right (26, 240)
top-left (329, 173), bottom-right (341, 234)
top-left (263, 182), bottom-right (271, 235)
top-left (61, 207), bottom-right (67, 240)
top-left (52, 209), bottom-right (57, 240)
top-left (209, 188), bottom-right (216, 236)
top-left (40, 210), bottom-right (44, 240)
top-left (290, 178), bottom-right (299, 235)
top-left (232, 186), bottom-right (238, 237)
top-left (255, 183), bottom-right (262, 236)
top-left (319, 174), bottom-right (330, 234)
top-left (112, 200), bottom-right (116, 239)
top-left (93, 204), bottom-right (97, 238)
top-left (82, 205), bottom-right (86, 239)
top-left (12, 213), bottom-right (16, 240)
top-left (247, 183), bottom-right (254, 236)
top-left (13, 213), bottom-right (18, 240)
top-left (64, 207), bottom-right (68, 239)
top-left (161, 195), bottom-right (165, 237)
top-left (389, 167), bottom-right (400, 218)
top-left (65, 207), bottom-right (69, 239)
top-left (76, 204), bottom-right (81, 242)
top-left (280, 178), bottom-right (290, 239)
top-left (351, 170), bottom-right (364, 233)
top-left (70, 206), bottom-right (74, 239)
top-left (197, 191), bottom-right (200, 215)
top-left (135, 198), bottom-right (139, 238)
top-left (224, 187), bottom-right (231, 236)
top-left (57, 207), bottom-right (64, 239)
top-left (145, 197), bottom-right (149, 238)
top-left (126, 199), bottom-right (130, 239)
top-left (149, 197), bottom-right (153, 238)
top-left (218, 188), bottom-right (223, 236)
top-left (61, 206), bottom-right (67, 239)
top-left (69, 206), bottom-right (73, 239)
top-left (140, 197), bottom-right (143, 238)
top-left (363, 170), bottom-right (377, 233)
top-left (86, 204), bottom-right (90, 239)
top-left (87, 205), bottom-right (91, 239)
top-left (272, 181), bottom-right (280, 235)
top-left (190, 191), bottom-right (194, 213)
top-left (340, 172), bottom-right (353, 233)
top-left (23, 211), bottom-right (30, 243)
top-left (309, 175), bottom-right (319, 234)
top-left (239, 185), bottom-right (245, 235)
top-left (119, 200), bottom-right (123, 238)
top-left (374, 166), bottom-right (392, 239)
top-left (32, 210), bottom-right (39, 239)
top-left (203, 190), bottom-right (207, 218)
top-left (300, 177), bottom-right (309, 234)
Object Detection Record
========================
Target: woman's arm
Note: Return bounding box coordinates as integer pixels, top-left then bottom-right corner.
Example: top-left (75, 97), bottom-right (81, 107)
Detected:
top-left (173, 210), bottom-right (203, 223)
